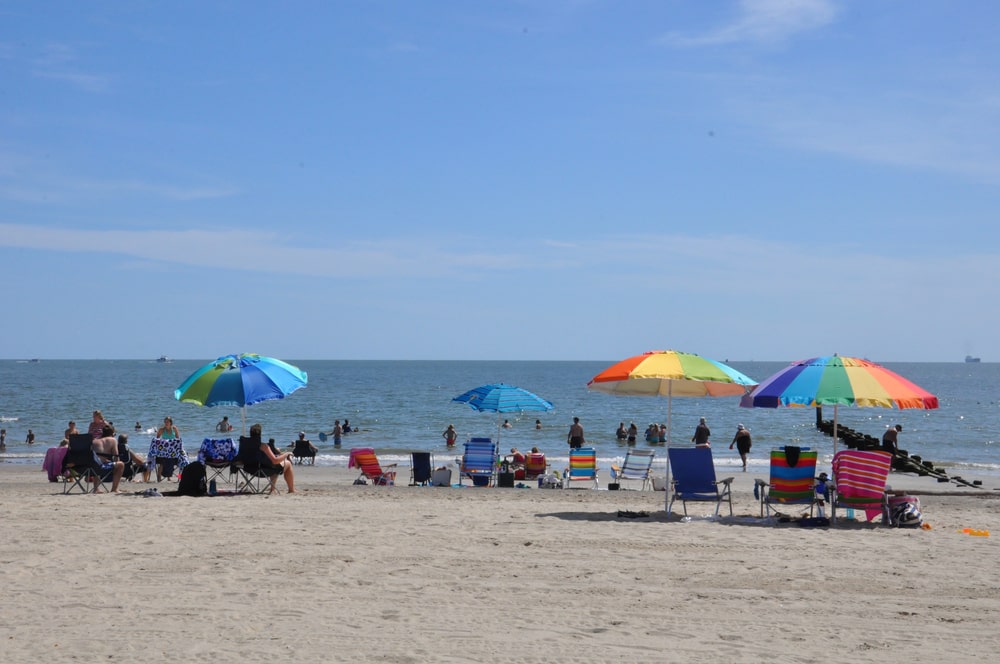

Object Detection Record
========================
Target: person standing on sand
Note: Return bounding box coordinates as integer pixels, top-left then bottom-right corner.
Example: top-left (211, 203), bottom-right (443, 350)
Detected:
top-left (567, 417), bottom-right (585, 449)
top-left (692, 417), bottom-right (711, 447)
top-left (730, 424), bottom-right (752, 471)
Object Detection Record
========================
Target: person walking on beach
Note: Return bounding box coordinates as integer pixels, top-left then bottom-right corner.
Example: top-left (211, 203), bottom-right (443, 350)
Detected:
top-left (730, 424), bottom-right (752, 471)
top-left (882, 424), bottom-right (902, 456)
top-left (442, 424), bottom-right (457, 447)
top-left (692, 417), bottom-right (711, 447)
top-left (567, 417), bottom-right (585, 449)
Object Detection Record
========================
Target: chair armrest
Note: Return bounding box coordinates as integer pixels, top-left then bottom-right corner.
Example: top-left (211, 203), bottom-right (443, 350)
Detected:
top-left (717, 477), bottom-right (735, 486)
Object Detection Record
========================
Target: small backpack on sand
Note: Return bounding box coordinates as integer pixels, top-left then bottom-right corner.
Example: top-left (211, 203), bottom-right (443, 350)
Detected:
top-left (890, 500), bottom-right (922, 527)
top-left (177, 461), bottom-right (208, 497)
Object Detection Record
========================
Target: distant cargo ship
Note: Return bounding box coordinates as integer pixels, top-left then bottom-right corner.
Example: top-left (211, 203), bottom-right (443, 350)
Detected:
top-left (965, 355), bottom-right (981, 363)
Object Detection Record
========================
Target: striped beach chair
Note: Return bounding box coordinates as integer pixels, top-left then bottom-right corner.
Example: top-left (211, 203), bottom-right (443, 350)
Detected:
top-left (563, 447), bottom-right (598, 489)
top-left (755, 446), bottom-right (819, 517)
top-left (349, 447), bottom-right (397, 486)
top-left (459, 438), bottom-right (497, 487)
top-left (831, 449), bottom-right (892, 524)
top-left (610, 449), bottom-right (655, 491)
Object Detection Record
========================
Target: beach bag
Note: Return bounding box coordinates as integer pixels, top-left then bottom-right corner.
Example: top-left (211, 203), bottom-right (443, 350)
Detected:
top-left (177, 462), bottom-right (207, 497)
top-left (890, 498), bottom-right (922, 527)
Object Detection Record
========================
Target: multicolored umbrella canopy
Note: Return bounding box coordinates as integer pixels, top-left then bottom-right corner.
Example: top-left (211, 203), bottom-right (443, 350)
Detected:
top-left (452, 383), bottom-right (554, 443)
top-left (589, 350), bottom-right (756, 510)
top-left (174, 353), bottom-right (308, 433)
top-left (588, 350), bottom-right (757, 399)
top-left (739, 355), bottom-right (938, 453)
top-left (739, 355), bottom-right (938, 410)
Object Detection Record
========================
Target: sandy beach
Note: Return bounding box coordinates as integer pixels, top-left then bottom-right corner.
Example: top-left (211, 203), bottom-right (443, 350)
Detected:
top-left (3, 461), bottom-right (999, 663)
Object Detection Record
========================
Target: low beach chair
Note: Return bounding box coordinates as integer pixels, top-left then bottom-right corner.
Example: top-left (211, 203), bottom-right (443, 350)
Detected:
top-left (755, 446), bottom-right (819, 517)
top-left (831, 449), bottom-right (892, 525)
top-left (349, 447), bottom-right (397, 486)
top-left (523, 452), bottom-right (548, 480)
top-left (233, 436), bottom-right (281, 494)
top-left (292, 438), bottom-right (316, 465)
top-left (458, 438), bottom-right (497, 487)
top-left (62, 434), bottom-right (99, 494)
top-left (409, 451), bottom-right (433, 486)
top-left (610, 449), bottom-right (655, 491)
top-left (666, 447), bottom-right (733, 518)
top-left (197, 438), bottom-right (237, 487)
top-left (563, 447), bottom-right (598, 489)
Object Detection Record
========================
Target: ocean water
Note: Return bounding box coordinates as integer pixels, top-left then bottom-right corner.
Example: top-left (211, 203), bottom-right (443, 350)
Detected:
top-left (2, 360), bottom-right (998, 476)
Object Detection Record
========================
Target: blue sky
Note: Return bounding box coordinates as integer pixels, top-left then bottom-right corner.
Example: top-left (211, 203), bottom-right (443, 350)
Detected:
top-left (2, 0), bottom-right (998, 362)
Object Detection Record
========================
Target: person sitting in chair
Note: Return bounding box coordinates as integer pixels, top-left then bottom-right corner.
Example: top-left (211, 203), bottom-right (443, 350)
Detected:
top-left (292, 432), bottom-right (318, 463)
top-left (249, 423), bottom-right (296, 494)
top-left (93, 424), bottom-right (125, 493)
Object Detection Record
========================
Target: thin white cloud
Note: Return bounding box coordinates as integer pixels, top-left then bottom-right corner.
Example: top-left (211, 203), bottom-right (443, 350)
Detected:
top-left (33, 69), bottom-right (111, 93)
top-left (663, 0), bottom-right (839, 47)
top-left (2, 223), bottom-right (995, 307)
top-left (0, 151), bottom-right (240, 202)
top-left (734, 89), bottom-right (1000, 183)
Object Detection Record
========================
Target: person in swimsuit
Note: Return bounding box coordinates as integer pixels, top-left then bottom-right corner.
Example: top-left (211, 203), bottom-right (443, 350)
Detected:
top-left (567, 417), bottom-right (585, 449)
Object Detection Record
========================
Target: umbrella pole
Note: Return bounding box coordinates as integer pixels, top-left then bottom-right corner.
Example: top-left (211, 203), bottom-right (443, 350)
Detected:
top-left (241, 406), bottom-right (247, 436)
top-left (833, 404), bottom-right (839, 458)
top-left (665, 382), bottom-right (673, 513)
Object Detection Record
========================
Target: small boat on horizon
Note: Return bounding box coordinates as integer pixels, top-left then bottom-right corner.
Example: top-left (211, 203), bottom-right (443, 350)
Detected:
top-left (965, 355), bottom-right (981, 363)
top-left (156, 355), bottom-right (171, 363)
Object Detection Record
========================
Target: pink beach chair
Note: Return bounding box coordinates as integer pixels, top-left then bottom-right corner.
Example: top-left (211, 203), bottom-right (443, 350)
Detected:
top-left (831, 449), bottom-right (892, 524)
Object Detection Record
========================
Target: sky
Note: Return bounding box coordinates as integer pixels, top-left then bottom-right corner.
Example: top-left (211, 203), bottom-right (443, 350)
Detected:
top-left (1, 0), bottom-right (998, 362)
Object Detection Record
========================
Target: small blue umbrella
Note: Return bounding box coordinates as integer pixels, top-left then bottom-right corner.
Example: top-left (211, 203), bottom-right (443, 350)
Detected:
top-left (174, 353), bottom-right (308, 434)
top-left (452, 383), bottom-right (554, 443)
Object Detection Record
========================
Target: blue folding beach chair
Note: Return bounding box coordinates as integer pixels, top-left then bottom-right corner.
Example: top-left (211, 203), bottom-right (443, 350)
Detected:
top-left (667, 447), bottom-right (733, 518)
top-left (459, 438), bottom-right (497, 487)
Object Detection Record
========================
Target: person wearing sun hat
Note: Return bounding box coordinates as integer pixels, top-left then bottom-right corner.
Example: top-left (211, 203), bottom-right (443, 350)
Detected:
top-left (730, 423), bottom-right (752, 471)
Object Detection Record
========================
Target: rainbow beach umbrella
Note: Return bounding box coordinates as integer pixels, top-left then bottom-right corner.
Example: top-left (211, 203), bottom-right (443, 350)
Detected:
top-left (174, 353), bottom-right (308, 434)
top-left (587, 350), bottom-right (757, 445)
top-left (740, 355), bottom-right (938, 454)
